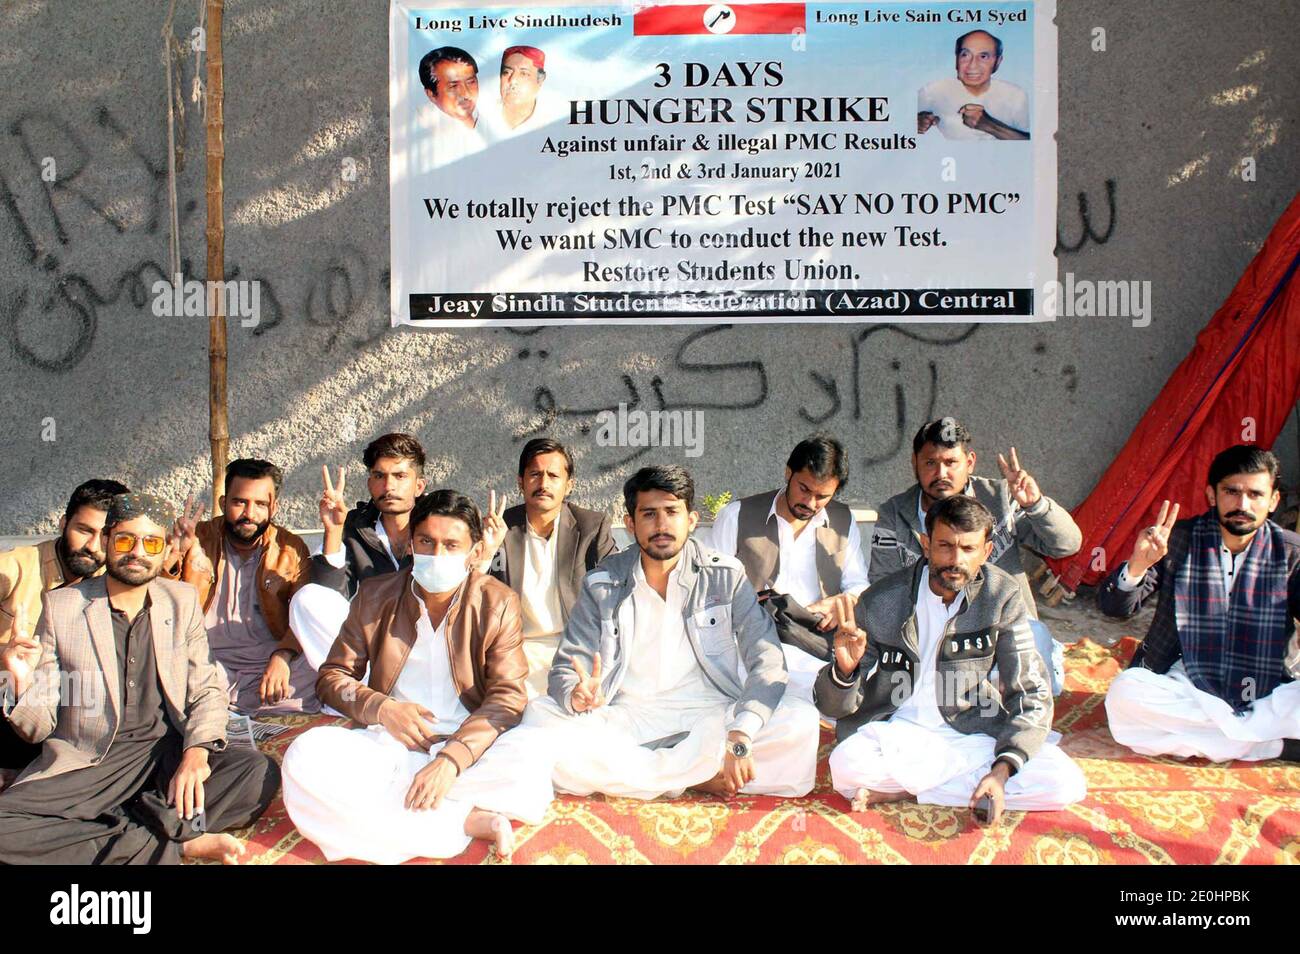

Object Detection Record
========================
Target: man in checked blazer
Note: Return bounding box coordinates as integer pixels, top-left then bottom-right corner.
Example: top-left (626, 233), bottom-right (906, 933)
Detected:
top-left (477, 438), bottom-right (618, 697)
top-left (0, 493), bottom-right (280, 864)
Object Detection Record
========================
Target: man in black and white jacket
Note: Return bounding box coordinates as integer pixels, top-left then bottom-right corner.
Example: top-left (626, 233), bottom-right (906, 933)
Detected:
top-left (289, 433), bottom-right (427, 669)
top-left (817, 495), bottom-right (1085, 824)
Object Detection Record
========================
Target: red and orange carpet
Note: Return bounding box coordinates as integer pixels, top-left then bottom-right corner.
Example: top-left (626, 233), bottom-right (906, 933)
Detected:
top-left (232, 638), bottom-right (1300, 864)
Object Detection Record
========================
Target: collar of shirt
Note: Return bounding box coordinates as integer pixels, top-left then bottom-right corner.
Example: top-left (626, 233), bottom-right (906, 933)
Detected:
top-left (222, 536), bottom-right (262, 570)
top-left (424, 104), bottom-right (480, 130)
top-left (109, 592), bottom-right (153, 624)
top-left (919, 566), bottom-right (966, 620)
top-left (375, 515), bottom-right (398, 565)
top-left (633, 554), bottom-right (683, 599)
top-left (1219, 542), bottom-right (1248, 593)
top-left (409, 578), bottom-right (460, 626)
top-left (50, 538), bottom-right (72, 587)
top-left (770, 491), bottom-right (829, 531)
top-left (525, 518), bottom-right (560, 554)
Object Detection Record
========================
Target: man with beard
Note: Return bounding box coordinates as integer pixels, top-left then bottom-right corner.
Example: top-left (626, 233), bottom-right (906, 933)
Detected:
top-left (523, 465), bottom-right (819, 800)
top-left (0, 478), bottom-right (128, 785)
top-left (477, 438), bottom-right (617, 697)
top-left (818, 495), bottom-right (1085, 821)
top-left (870, 418), bottom-right (1081, 695)
top-left (282, 490), bottom-right (554, 862)
top-left (705, 434), bottom-right (870, 701)
top-left (173, 459), bottom-right (317, 715)
top-left (0, 494), bottom-right (280, 864)
top-left (1101, 446), bottom-right (1300, 762)
top-left (290, 433), bottom-right (428, 669)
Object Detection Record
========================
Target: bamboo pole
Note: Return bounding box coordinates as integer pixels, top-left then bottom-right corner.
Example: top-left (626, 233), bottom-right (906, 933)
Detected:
top-left (205, 0), bottom-right (226, 512)
top-left (162, 0), bottom-right (182, 283)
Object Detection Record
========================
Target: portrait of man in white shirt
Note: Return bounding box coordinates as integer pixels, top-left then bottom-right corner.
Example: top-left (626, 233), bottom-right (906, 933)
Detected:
top-left (415, 45), bottom-right (494, 167)
top-left (916, 29), bottom-right (1030, 141)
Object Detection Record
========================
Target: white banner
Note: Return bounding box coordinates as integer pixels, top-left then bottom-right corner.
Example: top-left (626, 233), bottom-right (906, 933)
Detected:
top-left (390, 0), bottom-right (1057, 326)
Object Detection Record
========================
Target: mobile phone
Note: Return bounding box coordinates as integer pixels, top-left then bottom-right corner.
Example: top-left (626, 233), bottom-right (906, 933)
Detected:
top-left (973, 794), bottom-right (993, 825)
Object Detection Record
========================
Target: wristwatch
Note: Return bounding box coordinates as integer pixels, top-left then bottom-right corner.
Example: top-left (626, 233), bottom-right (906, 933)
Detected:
top-left (729, 738), bottom-right (752, 760)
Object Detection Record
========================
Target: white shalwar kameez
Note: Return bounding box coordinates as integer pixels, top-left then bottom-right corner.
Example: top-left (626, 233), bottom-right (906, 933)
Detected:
top-left (524, 560), bottom-right (819, 799)
top-left (518, 520), bottom-right (564, 699)
top-left (282, 593), bottom-right (555, 862)
top-left (1104, 558), bottom-right (1300, 762)
top-left (829, 568), bottom-right (1085, 810)
top-left (1106, 661), bottom-right (1300, 762)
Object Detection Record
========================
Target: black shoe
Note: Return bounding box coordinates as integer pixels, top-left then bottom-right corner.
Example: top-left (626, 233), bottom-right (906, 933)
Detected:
top-left (1280, 739), bottom-right (1300, 762)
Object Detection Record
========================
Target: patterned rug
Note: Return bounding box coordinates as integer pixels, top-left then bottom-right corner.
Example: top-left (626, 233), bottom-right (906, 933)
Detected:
top-left (227, 638), bottom-right (1300, 865)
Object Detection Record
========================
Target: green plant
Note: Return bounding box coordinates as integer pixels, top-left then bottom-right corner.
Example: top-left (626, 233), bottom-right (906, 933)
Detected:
top-left (701, 491), bottom-right (733, 520)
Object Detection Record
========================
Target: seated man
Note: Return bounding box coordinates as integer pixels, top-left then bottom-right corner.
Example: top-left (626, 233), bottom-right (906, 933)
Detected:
top-left (0, 478), bottom-right (128, 785)
top-left (1101, 446), bottom-right (1300, 762)
top-left (705, 433), bottom-right (869, 701)
top-left (281, 490), bottom-right (554, 863)
top-left (819, 495), bottom-right (1085, 822)
top-left (0, 494), bottom-right (280, 864)
top-left (870, 418), bottom-right (1081, 695)
top-left (524, 465), bottom-right (820, 800)
top-left (290, 433), bottom-right (427, 668)
top-left (173, 459), bottom-right (318, 716)
top-left (478, 438), bottom-right (617, 698)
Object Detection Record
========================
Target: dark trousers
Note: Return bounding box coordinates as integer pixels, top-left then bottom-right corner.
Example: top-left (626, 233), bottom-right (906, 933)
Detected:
top-left (0, 737), bottom-right (280, 865)
top-left (0, 718), bottom-right (40, 773)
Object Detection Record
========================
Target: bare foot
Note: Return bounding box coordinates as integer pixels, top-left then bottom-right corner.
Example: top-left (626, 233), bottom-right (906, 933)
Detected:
top-left (490, 815), bottom-right (515, 859)
top-left (850, 787), bottom-right (911, 812)
top-left (691, 771), bottom-right (738, 798)
top-left (465, 808), bottom-right (515, 859)
top-left (182, 832), bottom-right (246, 864)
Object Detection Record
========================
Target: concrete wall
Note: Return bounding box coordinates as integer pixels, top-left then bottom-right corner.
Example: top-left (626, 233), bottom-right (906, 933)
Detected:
top-left (1, 0), bottom-right (1296, 533)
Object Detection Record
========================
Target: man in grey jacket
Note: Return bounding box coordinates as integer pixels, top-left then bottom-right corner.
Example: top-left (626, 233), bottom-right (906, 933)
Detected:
top-left (820, 495), bottom-right (1085, 824)
top-left (869, 418), bottom-right (1082, 695)
top-left (523, 465), bottom-right (819, 800)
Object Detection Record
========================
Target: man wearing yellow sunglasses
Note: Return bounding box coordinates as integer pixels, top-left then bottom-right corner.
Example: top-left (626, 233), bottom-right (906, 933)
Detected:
top-left (0, 478), bottom-right (128, 788)
top-left (0, 493), bottom-right (279, 864)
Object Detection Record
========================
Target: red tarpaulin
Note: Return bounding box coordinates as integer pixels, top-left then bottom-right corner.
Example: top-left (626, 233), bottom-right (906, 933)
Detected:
top-left (1048, 193), bottom-right (1300, 591)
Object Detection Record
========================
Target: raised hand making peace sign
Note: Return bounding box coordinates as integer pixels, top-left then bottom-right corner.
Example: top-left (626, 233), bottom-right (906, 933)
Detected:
top-left (996, 447), bottom-right (1042, 509)
top-left (478, 489), bottom-right (509, 569)
top-left (830, 592), bottom-right (869, 679)
top-left (320, 466), bottom-right (349, 530)
top-left (570, 653), bottom-right (606, 713)
top-left (1128, 500), bottom-right (1180, 579)
top-left (168, 493), bottom-right (210, 575)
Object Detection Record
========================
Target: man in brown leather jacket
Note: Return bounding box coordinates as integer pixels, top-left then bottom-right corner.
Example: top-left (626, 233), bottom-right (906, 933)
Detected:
top-left (173, 459), bottom-right (318, 715)
top-left (280, 490), bottom-right (555, 862)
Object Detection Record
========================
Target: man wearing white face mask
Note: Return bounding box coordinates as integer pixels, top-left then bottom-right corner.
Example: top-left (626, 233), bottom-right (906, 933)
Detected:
top-left (280, 491), bottom-right (555, 862)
